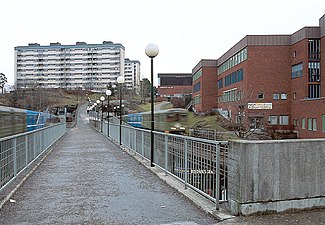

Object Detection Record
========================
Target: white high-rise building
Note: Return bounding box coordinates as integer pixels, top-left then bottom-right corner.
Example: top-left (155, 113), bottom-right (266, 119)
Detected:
top-left (124, 58), bottom-right (140, 91)
top-left (14, 41), bottom-right (139, 92)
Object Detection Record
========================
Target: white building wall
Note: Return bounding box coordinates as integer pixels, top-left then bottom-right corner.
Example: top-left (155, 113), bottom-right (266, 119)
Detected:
top-left (124, 58), bottom-right (140, 91)
top-left (15, 42), bottom-right (131, 92)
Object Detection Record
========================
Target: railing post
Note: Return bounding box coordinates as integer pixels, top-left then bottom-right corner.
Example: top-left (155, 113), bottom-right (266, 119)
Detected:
top-left (129, 128), bottom-right (131, 149)
top-left (25, 135), bottom-right (28, 166)
top-left (164, 135), bottom-right (168, 176)
top-left (141, 131), bottom-right (144, 160)
top-left (134, 129), bottom-right (137, 153)
top-left (215, 142), bottom-right (220, 210)
top-left (39, 132), bottom-right (42, 154)
top-left (13, 138), bottom-right (17, 176)
top-left (33, 133), bottom-right (36, 158)
top-left (184, 138), bottom-right (188, 189)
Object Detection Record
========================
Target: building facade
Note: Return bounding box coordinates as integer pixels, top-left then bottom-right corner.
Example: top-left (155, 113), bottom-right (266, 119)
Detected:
top-left (15, 41), bottom-right (140, 92)
top-left (193, 15), bottom-right (325, 138)
top-left (125, 58), bottom-right (140, 91)
top-left (157, 73), bottom-right (192, 101)
top-left (192, 60), bottom-right (218, 113)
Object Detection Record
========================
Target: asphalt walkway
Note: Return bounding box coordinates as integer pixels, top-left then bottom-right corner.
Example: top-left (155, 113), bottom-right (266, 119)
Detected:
top-left (0, 105), bottom-right (218, 225)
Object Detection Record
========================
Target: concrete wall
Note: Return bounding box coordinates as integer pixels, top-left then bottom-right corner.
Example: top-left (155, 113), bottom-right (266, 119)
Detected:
top-left (224, 139), bottom-right (325, 215)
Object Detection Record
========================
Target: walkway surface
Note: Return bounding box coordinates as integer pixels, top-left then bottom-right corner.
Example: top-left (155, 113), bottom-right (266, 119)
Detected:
top-left (0, 105), bottom-right (218, 225)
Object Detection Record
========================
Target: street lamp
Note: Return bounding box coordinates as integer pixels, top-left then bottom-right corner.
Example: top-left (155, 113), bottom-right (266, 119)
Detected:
top-left (145, 43), bottom-right (159, 167)
top-left (96, 100), bottom-right (100, 128)
top-left (100, 96), bottom-right (105, 132)
top-left (117, 75), bottom-right (125, 145)
top-left (94, 102), bottom-right (98, 128)
top-left (106, 89), bottom-right (112, 137)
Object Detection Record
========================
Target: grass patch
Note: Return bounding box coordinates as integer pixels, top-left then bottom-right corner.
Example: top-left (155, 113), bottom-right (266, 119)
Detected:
top-left (186, 112), bottom-right (227, 131)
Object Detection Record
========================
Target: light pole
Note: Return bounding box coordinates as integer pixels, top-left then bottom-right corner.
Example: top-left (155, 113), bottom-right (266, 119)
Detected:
top-left (94, 102), bottom-right (97, 128)
top-left (106, 89), bottom-right (112, 137)
top-left (145, 43), bottom-right (159, 167)
top-left (117, 75), bottom-right (125, 145)
top-left (96, 100), bottom-right (100, 129)
top-left (100, 96), bottom-right (105, 132)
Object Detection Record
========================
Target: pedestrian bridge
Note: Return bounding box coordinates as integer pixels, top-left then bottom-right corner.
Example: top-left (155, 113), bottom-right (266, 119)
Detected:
top-left (0, 105), bottom-right (227, 224)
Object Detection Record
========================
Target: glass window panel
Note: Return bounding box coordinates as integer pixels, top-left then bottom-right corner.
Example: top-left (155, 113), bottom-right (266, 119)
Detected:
top-left (281, 93), bottom-right (287, 100)
top-left (308, 118), bottom-right (313, 130)
top-left (313, 118), bottom-right (317, 131)
top-left (302, 118), bottom-right (306, 129)
top-left (273, 93), bottom-right (280, 100)
top-left (279, 116), bottom-right (289, 125)
top-left (268, 116), bottom-right (278, 125)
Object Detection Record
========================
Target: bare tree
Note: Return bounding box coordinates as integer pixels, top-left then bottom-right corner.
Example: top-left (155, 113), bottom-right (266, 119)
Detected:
top-left (220, 88), bottom-right (270, 139)
top-left (1, 86), bottom-right (61, 111)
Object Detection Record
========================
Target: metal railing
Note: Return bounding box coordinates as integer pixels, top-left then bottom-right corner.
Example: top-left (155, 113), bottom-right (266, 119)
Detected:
top-left (0, 123), bottom-right (66, 191)
top-left (91, 119), bottom-right (228, 208)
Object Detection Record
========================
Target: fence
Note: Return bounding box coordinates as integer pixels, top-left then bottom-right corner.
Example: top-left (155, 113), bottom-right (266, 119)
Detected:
top-left (90, 119), bottom-right (228, 208)
top-left (0, 123), bottom-right (66, 191)
top-left (189, 128), bottom-right (236, 141)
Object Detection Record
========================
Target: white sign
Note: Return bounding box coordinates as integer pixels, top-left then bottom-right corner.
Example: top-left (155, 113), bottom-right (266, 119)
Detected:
top-left (248, 103), bottom-right (272, 110)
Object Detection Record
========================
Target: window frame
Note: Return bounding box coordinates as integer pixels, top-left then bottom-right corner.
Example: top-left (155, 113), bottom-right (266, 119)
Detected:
top-left (302, 118), bottom-right (306, 129)
top-left (257, 93), bottom-right (264, 99)
top-left (279, 115), bottom-right (289, 125)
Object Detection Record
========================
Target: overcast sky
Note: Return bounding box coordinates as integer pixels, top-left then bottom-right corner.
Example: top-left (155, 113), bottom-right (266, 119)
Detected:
top-left (1, 0), bottom-right (325, 85)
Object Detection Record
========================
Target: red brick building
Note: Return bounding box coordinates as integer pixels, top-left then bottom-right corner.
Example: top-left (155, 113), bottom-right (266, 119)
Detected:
top-left (157, 73), bottom-right (192, 102)
top-left (192, 60), bottom-right (218, 113)
top-left (193, 15), bottom-right (325, 138)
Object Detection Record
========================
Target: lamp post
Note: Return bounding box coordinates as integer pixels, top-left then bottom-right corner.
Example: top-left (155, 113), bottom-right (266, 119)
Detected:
top-left (145, 43), bottom-right (159, 167)
top-left (106, 90), bottom-right (112, 137)
top-left (117, 75), bottom-right (125, 145)
top-left (96, 100), bottom-right (100, 129)
top-left (94, 102), bottom-right (97, 128)
top-left (100, 96), bottom-right (105, 132)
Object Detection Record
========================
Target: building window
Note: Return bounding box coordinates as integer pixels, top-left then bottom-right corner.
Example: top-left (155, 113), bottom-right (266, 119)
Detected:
top-left (250, 117), bottom-right (263, 129)
top-left (281, 93), bottom-right (287, 100)
top-left (293, 51), bottom-right (296, 58)
top-left (308, 84), bottom-right (320, 98)
top-left (193, 69), bottom-right (202, 82)
top-left (313, 118), bottom-right (317, 131)
top-left (193, 82), bottom-right (201, 93)
top-left (308, 39), bottom-right (320, 60)
top-left (218, 48), bottom-right (247, 74)
top-left (218, 89), bottom-right (240, 103)
top-left (291, 63), bottom-right (303, 79)
top-left (293, 118), bottom-right (300, 127)
top-left (308, 62), bottom-right (320, 82)
top-left (302, 118), bottom-right (306, 129)
top-left (279, 116), bottom-right (289, 125)
top-left (193, 95), bottom-right (201, 105)
top-left (257, 93), bottom-right (264, 99)
top-left (268, 116), bottom-right (278, 125)
top-left (273, 93), bottom-right (280, 100)
top-left (308, 118), bottom-right (313, 130)
top-left (273, 93), bottom-right (287, 100)
top-left (224, 68), bottom-right (244, 87)
top-left (217, 78), bottom-right (223, 89)
top-left (322, 115), bottom-right (325, 133)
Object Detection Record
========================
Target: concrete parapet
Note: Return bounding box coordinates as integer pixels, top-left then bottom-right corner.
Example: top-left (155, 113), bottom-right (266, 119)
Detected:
top-left (224, 139), bottom-right (325, 215)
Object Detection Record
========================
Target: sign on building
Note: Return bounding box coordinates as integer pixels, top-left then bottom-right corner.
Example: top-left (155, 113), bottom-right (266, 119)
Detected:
top-left (247, 103), bottom-right (272, 110)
